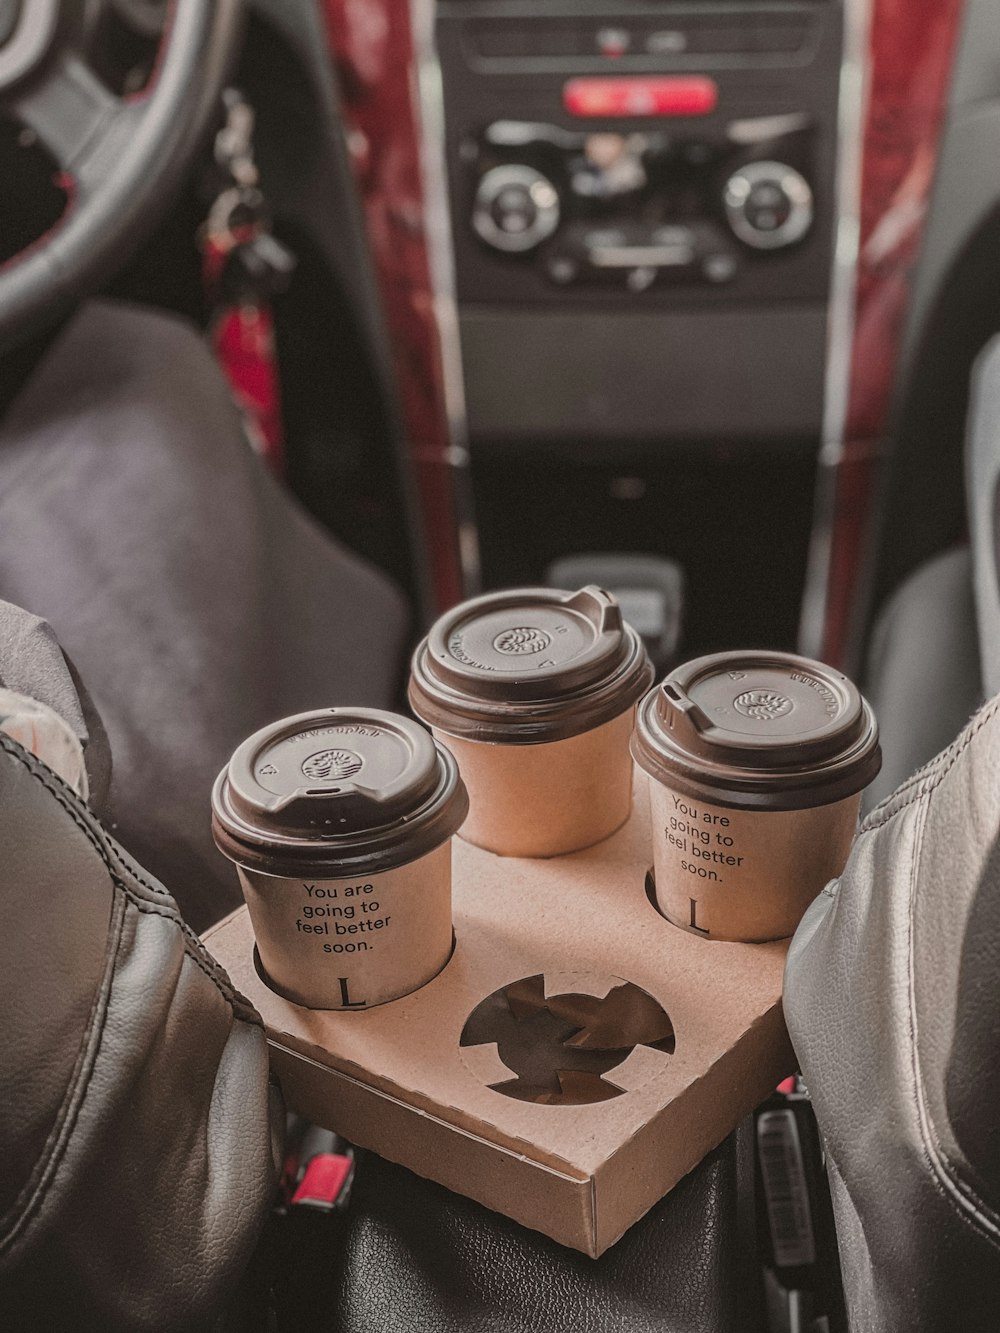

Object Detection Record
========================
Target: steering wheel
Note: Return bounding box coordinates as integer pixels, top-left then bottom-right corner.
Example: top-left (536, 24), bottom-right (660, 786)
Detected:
top-left (0, 0), bottom-right (244, 352)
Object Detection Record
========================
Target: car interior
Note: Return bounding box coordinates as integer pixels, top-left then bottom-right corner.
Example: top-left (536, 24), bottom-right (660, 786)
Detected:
top-left (1, 0), bottom-right (1000, 1329)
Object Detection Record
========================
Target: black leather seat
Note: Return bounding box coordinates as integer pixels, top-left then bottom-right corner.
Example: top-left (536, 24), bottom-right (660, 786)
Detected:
top-left (0, 706), bottom-right (282, 1331)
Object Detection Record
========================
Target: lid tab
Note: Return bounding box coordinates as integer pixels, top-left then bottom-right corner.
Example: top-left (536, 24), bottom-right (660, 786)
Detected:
top-left (565, 584), bottom-right (623, 637)
top-left (656, 681), bottom-right (715, 755)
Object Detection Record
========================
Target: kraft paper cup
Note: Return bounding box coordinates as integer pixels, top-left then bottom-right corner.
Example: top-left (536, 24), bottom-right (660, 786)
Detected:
top-left (409, 586), bottom-right (653, 857)
top-left (631, 651), bottom-right (881, 943)
top-left (212, 708), bottom-right (468, 1008)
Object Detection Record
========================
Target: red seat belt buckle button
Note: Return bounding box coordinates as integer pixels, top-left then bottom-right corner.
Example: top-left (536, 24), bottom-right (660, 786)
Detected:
top-left (290, 1152), bottom-right (354, 1212)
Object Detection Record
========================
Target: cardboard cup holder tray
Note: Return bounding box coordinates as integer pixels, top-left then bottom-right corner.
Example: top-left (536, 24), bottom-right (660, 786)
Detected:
top-left (204, 778), bottom-right (794, 1257)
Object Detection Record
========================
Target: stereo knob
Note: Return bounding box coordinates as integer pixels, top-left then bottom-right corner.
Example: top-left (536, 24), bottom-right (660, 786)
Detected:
top-left (723, 161), bottom-right (813, 250)
top-left (472, 165), bottom-right (561, 253)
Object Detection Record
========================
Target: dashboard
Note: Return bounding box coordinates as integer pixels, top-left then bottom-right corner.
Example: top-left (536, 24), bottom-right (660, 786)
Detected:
top-left (437, 0), bottom-right (842, 445)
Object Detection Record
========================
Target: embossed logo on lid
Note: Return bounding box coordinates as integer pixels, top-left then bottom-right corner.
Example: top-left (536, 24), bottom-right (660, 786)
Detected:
top-left (493, 627), bottom-right (552, 656)
top-left (300, 748), bottom-right (363, 782)
top-left (733, 691), bottom-right (793, 722)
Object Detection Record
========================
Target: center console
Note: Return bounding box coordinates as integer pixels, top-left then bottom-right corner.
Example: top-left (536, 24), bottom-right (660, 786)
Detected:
top-left (434, 1), bottom-right (846, 650)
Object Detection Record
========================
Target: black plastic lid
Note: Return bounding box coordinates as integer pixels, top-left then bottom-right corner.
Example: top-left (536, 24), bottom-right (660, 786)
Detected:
top-left (631, 651), bottom-right (881, 810)
top-left (409, 586), bottom-right (654, 743)
top-left (212, 708), bottom-right (468, 876)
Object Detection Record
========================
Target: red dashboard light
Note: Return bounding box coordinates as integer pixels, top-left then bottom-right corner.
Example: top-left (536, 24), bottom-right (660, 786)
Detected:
top-left (563, 76), bottom-right (718, 119)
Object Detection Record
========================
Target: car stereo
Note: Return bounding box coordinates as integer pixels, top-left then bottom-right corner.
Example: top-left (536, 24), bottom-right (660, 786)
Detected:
top-left (467, 115), bottom-right (815, 295)
top-left (436, 1), bottom-right (842, 307)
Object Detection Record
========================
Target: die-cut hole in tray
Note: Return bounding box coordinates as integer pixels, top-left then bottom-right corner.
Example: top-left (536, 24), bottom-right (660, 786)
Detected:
top-left (460, 972), bottom-right (676, 1105)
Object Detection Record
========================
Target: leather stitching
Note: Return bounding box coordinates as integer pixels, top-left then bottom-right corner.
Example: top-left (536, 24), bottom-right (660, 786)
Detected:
top-left (0, 733), bottom-right (264, 1249)
top-left (106, 838), bottom-right (171, 897)
top-left (0, 893), bottom-right (127, 1254)
top-left (906, 776), bottom-right (1000, 1248)
top-left (0, 733), bottom-right (259, 1023)
top-left (858, 697), bottom-right (1000, 834)
top-left (105, 884), bottom-right (257, 1007)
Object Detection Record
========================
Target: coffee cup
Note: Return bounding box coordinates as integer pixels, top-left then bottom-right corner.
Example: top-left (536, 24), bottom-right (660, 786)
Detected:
top-left (212, 707), bottom-right (468, 1008)
top-left (631, 651), bottom-right (881, 942)
top-left (409, 585), bottom-right (653, 857)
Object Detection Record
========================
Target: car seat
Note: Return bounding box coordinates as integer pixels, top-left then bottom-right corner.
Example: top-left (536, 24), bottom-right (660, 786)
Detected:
top-left (784, 337), bottom-right (1000, 1330)
top-left (861, 336), bottom-right (1000, 807)
top-left (0, 298), bottom-right (410, 931)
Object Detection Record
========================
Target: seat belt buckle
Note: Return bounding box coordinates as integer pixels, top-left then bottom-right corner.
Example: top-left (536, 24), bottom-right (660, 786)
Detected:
top-left (276, 1122), bottom-right (355, 1217)
top-left (756, 1078), bottom-right (846, 1332)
